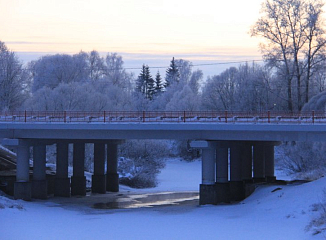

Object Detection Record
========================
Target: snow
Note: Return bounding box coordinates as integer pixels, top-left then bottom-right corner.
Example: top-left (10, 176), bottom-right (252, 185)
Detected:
top-left (0, 159), bottom-right (325, 240)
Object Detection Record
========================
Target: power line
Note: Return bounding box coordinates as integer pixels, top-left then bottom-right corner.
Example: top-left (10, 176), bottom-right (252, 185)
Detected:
top-left (123, 59), bottom-right (264, 70)
top-left (0, 59), bottom-right (265, 71)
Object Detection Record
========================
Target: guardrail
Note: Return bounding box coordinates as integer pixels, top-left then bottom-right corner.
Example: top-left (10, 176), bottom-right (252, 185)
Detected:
top-left (0, 110), bottom-right (325, 124)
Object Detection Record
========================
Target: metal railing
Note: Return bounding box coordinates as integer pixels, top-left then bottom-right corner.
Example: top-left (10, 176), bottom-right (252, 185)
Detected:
top-left (0, 110), bottom-right (325, 124)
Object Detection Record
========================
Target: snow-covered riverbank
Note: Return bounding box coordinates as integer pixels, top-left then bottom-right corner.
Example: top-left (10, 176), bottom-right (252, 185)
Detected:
top-left (0, 159), bottom-right (325, 240)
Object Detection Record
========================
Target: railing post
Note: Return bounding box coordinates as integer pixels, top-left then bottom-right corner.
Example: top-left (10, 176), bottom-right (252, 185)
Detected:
top-left (143, 111), bottom-right (145, 123)
top-left (183, 111), bottom-right (186, 123)
top-left (64, 111), bottom-right (66, 123)
top-left (268, 110), bottom-right (270, 123)
top-left (104, 111), bottom-right (106, 123)
top-left (312, 110), bottom-right (315, 124)
top-left (24, 110), bottom-right (27, 123)
top-left (225, 110), bottom-right (228, 123)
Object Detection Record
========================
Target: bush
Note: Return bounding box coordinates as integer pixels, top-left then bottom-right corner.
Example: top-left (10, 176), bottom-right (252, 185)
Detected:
top-left (118, 140), bottom-right (169, 188)
top-left (277, 142), bottom-right (326, 179)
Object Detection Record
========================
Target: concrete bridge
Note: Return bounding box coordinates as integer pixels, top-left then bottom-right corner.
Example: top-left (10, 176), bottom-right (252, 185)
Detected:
top-left (1, 110), bottom-right (326, 204)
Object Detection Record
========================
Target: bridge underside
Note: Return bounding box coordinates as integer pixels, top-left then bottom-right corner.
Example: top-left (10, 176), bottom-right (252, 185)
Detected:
top-left (1, 138), bottom-right (278, 205)
top-left (3, 139), bottom-right (121, 201)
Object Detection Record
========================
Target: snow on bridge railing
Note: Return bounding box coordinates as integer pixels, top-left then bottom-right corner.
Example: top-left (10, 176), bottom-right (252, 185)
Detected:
top-left (0, 110), bottom-right (325, 124)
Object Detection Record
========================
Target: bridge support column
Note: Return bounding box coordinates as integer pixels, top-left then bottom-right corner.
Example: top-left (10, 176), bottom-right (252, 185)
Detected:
top-left (265, 144), bottom-right (276, 182)
top-left (253, 144), bottom-right (266, 182)
top-left (230, 143), bottom-right (245, 201)
top-left (32, 144), bottom-right (47, 199)
top-left (71, 142), bottom-right (86, 196)
top-left (14, 141), bottom-right (32, 200)
top-left (242, 144), bottom-right (253, 182)
top-left (92, 143), bottom-right (106, 193)
top-left (107, 143), bottom-right (119, 192)
top-left (200, 147), bottom-right (216, 205)
top-left (55, 142), bottom-right (70, 197)
top-left (215, 145), bottom-right (229, 203)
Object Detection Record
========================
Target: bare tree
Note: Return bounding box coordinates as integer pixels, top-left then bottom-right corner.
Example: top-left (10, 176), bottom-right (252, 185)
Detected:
top-left (0, 41), bottom-right (29, 111)
top-left (251, 0), bottom-right (326, 111)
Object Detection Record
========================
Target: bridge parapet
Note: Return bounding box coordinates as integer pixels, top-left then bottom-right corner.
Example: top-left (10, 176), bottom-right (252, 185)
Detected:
top-left (0, 110), bottom-right (325, 124)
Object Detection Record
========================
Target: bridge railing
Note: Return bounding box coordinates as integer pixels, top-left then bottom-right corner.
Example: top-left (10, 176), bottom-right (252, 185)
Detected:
top-left (0, 110), bottom-right (325, 124)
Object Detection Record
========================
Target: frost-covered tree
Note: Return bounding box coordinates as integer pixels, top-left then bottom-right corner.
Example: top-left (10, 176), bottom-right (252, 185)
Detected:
top-left (189, 69), bottom-right (203, 94)
top-left (0, 41), bottom-right (29, 111)
top-left (104, 53), bottom-right (133, 90)
top-left (30, 52), bottom-right (89, 92)
top-left (165, 57), bottom-right (180, 87)
top-left (201, 67), bottom-right (238, 110)
top-left (175, 59), bottom-right (192, 86)
top-left (165, 85), bottom-right (200, 111)
top-left (25, 81), bottom-right (132, 111)
top-left (88, 50), bottom-right (105, 81)
top-left (201, 64), bottom-right (275, 111)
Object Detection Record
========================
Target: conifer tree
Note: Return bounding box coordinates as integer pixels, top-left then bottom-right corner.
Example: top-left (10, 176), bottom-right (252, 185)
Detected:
top-left (136, 64), bottom-right (155, 100)
top-left (154, 71), bottom-right (164, 95)
top-left (165, 57), bottom-right (180, 87)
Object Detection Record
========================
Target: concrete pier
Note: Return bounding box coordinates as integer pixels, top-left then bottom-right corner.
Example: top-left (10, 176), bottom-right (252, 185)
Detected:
top-left (215, 146), bottom-right (229, 203)
top-left (55, 142), bottom-right (70, 197)
top-left (107, 143), bottom-right (119, 192)
top-left (92, 143), bottom-right (106, 193)
top-left (200, 147), bottom-right (216, 204)
top-left (265, 144), bottom-right (276, 182)
top-left (253, 144), bottom-right (266, 182)
top-left (71, 142), bottom-right (86, 196)
top-left (14, 141), bottom-right (32, 200)
top-left (230, 144), bottom-right (245, 201)
top-left (32, 144), bottom-right (47, 199)
top-left (241, 144), bottom-right (252, 182)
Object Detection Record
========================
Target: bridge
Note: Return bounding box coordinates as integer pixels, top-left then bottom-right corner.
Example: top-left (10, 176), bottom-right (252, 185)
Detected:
top-left (1, 110), bottom-right (326, 205)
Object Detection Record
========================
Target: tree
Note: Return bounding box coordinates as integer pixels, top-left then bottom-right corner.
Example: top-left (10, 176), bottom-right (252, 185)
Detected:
top-left (201, 67), bottom-right (238, 110)
top-left (88, 50), bottom-right (105, 81)
top-left (251, 0), bottom-right (326, 111)
top-left (105, 53), bottom-right (133, 89)
top-left (0, 41), bottom-right (29, 111)
top-left (30, 53), bottom-right (89, 92)
top-left (154, 71), bottom-right (164, 95)
top-left (165, 57), bottom-right (180, 87)
top-left (135, 65), bottom-right (155, 100)
top-left (189, 69), bottom-right (203, 94)
top-left (175, 59), bottom-right (192, 86)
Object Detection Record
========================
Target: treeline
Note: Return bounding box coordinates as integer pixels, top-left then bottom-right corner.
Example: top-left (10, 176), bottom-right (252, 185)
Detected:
top-left (1, 41), bottom-right (326, 113)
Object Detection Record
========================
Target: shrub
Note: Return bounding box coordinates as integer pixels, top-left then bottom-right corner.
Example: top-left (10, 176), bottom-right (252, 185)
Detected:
top-left (118, 140), bottom-right (169, 188)
top-left (277, 142), bottom-right (326, 179)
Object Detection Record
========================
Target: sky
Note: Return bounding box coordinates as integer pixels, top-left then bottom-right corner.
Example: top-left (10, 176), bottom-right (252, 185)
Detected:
top-left (0, 0), bottom-right (265, 76)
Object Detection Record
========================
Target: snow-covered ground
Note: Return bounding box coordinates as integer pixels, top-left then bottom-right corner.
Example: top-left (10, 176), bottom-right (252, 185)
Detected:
top-left (0, 159), bottom-right (325, 240)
